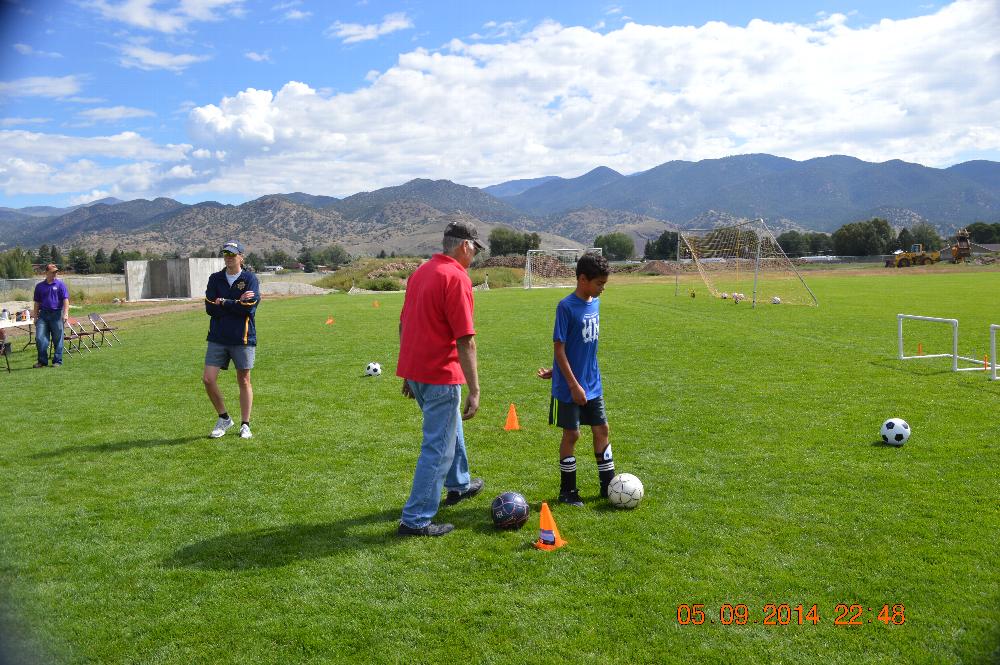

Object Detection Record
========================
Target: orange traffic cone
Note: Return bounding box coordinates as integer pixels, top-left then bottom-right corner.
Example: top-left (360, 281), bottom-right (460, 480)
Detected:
top-left (372, 300), bottom-right (381, 308)
top-left (985, 354), bottom-right (990, 369)
top-left (504, 403), bottom-right (520, 431)
top-left (917, 342), bottom-right (923, 356)
top-left (325, 316), bottom-right (335, 325)
top-left (533, 502), bottom-right (567, 551)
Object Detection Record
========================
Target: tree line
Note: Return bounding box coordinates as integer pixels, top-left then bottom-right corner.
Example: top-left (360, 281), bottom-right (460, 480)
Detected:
top-left (0, 243), bottom-right (353, 279)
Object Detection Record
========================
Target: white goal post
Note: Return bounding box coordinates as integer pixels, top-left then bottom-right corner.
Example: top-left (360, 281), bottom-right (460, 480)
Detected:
top-left (677, 218), bottom-right (818, 307)
top-left (992, 324), bottom-right (999, 381)
top-left (897, 314), bottom-right (989, 372)
top-left (524, 248), bottom-right (602, 289)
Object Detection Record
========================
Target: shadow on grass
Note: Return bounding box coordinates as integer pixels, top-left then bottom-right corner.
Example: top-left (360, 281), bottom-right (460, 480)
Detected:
top-left (164, 509), bottom-right (405, 570)
top-left (32, 435), bottom-right (204, 458)
top-left (870, 439), bottom-right (905, 448)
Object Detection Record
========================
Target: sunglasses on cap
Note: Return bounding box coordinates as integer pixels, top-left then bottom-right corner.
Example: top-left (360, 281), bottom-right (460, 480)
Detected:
top-left (222, 251), bottom-right (238, 257)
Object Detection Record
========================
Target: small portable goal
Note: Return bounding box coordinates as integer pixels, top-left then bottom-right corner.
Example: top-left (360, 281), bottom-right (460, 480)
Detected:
top-left (897, 314), bottom-right (988, 372)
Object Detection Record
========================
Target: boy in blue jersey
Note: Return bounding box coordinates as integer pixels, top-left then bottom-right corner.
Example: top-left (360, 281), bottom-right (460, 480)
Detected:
top-left (537, 252), bottom-right (614, 506)
top-left (203, 240), bottom-right (260, 440)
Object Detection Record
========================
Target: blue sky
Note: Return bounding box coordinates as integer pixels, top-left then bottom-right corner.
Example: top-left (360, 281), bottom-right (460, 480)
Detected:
top-left (0, 0), bottom-right (997, 207)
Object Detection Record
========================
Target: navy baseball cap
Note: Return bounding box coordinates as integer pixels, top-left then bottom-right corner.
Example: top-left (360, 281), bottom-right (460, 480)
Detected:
top-left (444, 220), bottom-right (485, 251)
top-left (221, 240), bottom-right (244, 254)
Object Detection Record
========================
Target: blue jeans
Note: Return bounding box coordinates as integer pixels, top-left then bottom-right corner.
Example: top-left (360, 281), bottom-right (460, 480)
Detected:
top-left (36, 309), bottom-right (64, 365)
top-left (401, 381), bottom-right (471, 528)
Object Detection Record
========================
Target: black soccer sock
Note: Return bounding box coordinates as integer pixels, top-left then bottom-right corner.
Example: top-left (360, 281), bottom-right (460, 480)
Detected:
top-left (242, 421), bottom-right (250, 427)
top-left (219, 411), bottom-right (229, 420)
top-left (596, 444), bottom-right (615, 496)
top-left (559, 456), bottom-right (577, 494)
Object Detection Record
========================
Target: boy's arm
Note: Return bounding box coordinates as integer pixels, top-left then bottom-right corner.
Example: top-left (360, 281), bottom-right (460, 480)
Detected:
top-left (554, 341), bottom-right (587, 406)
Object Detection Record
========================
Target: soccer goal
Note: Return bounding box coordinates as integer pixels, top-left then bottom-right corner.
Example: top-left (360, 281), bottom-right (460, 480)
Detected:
top-left (677, 219), bottom-right (818, 307)
top-left (524, 248), bottom-right (602, 289)
top-left (897, 314), bottom-right (988, 372)
top-left (991, 324), bottom-right (999, 381)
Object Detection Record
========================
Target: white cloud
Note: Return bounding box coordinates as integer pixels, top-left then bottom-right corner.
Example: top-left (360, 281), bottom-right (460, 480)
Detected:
top-left (13, 43), bottom-right (63, 58)
top-left (245, 50), bottom-right (272, 62)
top-left (0, 75), bottom-right (81, 98)
top-left (325, 12), bottom-right (413, 44)
top-left (119, 44), bottom-right (211, 71)
top-left (0, 117), bottom-right (51, 127)
top-left (78, 106), bottom-right (156, 122)
top-left (283, 9), bottom-right (310, 21)
top-left (84, 0), bottom-right (245, 33)
top-left (3, 0), bottom-right (999, 202)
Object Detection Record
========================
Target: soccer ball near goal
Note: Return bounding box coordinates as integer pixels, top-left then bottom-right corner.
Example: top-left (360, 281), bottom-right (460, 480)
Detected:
top-left (771, 296), bottom-right (781, 304)
top-left (607, 473), bottom-right (644, 509)
top-left (880, 418), bottom-right (910, 446)
top-left (364, 362), bottom-right (382, 377)
top-left (490, 492), bottom-right (530, 530)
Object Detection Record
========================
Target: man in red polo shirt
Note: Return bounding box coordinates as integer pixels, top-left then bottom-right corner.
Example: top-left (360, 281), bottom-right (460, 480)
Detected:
top-left (396, 221), bottom-right (485, 537)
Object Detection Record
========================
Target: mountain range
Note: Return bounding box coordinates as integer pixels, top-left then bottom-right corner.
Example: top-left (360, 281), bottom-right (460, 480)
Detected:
top-left (1, 154), bottom-right (998, 256)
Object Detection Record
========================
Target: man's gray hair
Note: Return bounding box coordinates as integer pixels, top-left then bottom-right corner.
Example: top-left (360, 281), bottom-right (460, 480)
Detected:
top-left (443, 235), bottom-right (466, 254)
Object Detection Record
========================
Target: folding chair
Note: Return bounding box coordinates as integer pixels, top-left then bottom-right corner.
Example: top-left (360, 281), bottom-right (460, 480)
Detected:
top-left (65, 318), bottom-right (96, 354)
top-left (88, 313), bottom-right (121, 346)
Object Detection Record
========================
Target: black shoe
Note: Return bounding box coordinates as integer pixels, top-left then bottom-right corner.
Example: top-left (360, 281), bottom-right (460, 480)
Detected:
top-left (559, 489), bottom-right (584, 507)
top-left (397, 522), bottom-right (455, 537)
top-left (443, 477), bottom-right (484, 506)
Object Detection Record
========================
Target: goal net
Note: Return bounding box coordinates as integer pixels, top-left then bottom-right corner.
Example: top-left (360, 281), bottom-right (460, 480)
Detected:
top-left (678, 219), bottom-right (818, 307)
top-left (524, 248), bottom-right (602, 288)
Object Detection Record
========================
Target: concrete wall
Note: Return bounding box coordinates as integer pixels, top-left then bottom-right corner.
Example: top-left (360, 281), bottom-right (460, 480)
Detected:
top-left (125, 258), bottom-right (224, 300)
top-left (188, 258), bottom-right (223, 300)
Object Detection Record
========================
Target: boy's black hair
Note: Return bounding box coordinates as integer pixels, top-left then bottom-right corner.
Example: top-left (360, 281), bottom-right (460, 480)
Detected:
top-left (576, 252), bottom-right (610, 279)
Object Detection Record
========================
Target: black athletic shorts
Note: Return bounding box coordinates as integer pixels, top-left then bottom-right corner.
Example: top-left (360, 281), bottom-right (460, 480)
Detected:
top-left (550, 395), bottom-right (607, 430)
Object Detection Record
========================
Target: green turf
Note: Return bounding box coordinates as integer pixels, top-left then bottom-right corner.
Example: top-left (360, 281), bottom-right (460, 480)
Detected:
top-left (2, 270), bottom-right (998, 664)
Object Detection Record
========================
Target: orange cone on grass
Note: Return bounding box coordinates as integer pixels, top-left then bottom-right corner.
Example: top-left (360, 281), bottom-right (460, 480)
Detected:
top-left (504, 403), bottom-right (520, 431)
top-left (533, 502), bottom-right (567, 551)
top-left (325, 316), bottom-right (335, 325)
top-left (372, 300), bottom-right (381, 308)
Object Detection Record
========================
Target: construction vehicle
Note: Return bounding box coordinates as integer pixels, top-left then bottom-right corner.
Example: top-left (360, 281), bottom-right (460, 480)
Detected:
top-left (950, 228), bottom-right (972, 263)
top-left (886, 244), bottom-right (942, 268)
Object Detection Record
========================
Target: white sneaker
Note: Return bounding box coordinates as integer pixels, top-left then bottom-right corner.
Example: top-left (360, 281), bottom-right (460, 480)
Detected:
top-left (210, 416), bottom-right (234, 438)
top-left (239, 423), bottom-right (253, 439)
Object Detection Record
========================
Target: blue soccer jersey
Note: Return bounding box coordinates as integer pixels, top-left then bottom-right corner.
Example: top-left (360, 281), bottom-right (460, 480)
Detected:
top-left (551, 292), bottom-right (602, 402)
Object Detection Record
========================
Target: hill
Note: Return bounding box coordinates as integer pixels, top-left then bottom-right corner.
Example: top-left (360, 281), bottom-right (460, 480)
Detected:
top-left (4, 154), bottom-right (1000, 256)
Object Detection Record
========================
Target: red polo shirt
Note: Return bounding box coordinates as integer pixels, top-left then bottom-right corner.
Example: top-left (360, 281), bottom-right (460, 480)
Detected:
top-left (397, 253), bottom-right (475, 385)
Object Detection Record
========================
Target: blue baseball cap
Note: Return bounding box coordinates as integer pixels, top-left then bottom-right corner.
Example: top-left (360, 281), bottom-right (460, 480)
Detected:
top-left (221, 240), bottom-right (244, 254)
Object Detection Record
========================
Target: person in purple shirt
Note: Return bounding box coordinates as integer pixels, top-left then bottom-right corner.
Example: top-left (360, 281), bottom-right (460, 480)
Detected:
top-left (32, 263), bottom-right (70, 367)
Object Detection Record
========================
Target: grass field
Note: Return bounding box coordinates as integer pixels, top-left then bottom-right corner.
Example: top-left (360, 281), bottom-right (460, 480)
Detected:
top-left (2, 269), bottom-right (998, 664)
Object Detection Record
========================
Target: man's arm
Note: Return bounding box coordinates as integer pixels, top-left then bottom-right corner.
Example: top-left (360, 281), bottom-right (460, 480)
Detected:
top-left (62, 290), bottom-right (70, 322)
top-left (554, 341), bottom-right (586, 406)
top-left (399, 320), bottom-right (413, 398)
top-left (456, 334), bottom-right (479, 419)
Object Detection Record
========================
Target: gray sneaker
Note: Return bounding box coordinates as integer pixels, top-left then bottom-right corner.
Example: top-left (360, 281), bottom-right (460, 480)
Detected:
top-left (397, 522), bottom-right (454, 537)
top-left (210, 416), bottom-right (234, 438)
top-left (443, 477), bottom-right (484, 506)
top-left (239, 423), bottom-right (253, 439)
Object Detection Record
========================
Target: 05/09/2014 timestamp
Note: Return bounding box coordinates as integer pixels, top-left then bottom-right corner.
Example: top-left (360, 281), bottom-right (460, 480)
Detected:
top-left (676, 603), bottom-right (906, 626)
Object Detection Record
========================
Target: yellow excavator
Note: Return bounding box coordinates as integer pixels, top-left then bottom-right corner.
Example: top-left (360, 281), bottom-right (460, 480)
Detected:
top-left (950, 228), bottom-right (972, 263)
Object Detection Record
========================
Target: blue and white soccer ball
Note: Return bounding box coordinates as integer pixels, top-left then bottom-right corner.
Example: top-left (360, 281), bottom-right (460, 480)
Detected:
top-left (880, 418), bottom-right (910, 446)
top-left (364, 362), bottom-right (382, 377)
top-left (607, 473), bottom-right (644, 509)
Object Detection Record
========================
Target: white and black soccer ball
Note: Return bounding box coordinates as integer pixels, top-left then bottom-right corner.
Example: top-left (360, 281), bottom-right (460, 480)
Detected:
top-left (880, 418), bottom-right (910, 446)
top-left (607, 473), bottom-right (644, 509)
top-left (721, 292), bottom-right (729, 299)
top-left (364, 362), bottom-right (382, 377)
top-left (771, 296), bottom-right (781, 304)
